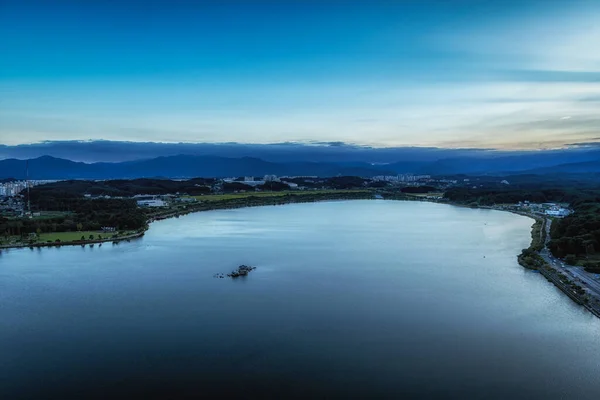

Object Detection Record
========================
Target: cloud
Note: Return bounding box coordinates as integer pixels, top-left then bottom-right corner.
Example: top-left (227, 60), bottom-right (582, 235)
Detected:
top-left (3, 79), bottom-right (600, 150)
top-left (437, 3), bottom-right (600, 73)
top-left (500, 70), bottom-right (600, 83)
top-left (0, 140), bottom-right (495, 163)
top-left (2, 2), bottom-right (600, 151)
top-left (566, 139), bottom-right (600, 147)
top-left (577, 95), bottom-right (600, 102)
top-left (497, 116), bottom-right (600, 131)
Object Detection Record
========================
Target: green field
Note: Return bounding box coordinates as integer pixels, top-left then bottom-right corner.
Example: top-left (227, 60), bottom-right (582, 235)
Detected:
top-left (191, 190), bottom-right (369, 202)
top-left (37, 231), bottom-right (110, 242)
top-left (1, 230), bottom-right (138, 246)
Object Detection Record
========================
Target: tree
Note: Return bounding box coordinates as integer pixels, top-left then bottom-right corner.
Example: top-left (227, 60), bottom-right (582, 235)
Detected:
top-left (81, 235), bottom-right (86, 241)
top-left (89, 234), bottom-right (95, 240)
top-left (258, 181), bottom-right (290, 191)
top-left (97, 234), bottom-right (102, 240)
top-left (401, 186), bottom-right (437, 194)
top-left (565, 254), bottom-right (577, 265)
top-left (76, 223), bottom-right (83, 231)
top-left (15, 221), bottom-right (22, 236)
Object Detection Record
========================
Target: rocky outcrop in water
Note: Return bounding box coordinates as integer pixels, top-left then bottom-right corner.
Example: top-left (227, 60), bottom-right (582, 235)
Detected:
top-left (213, 265), bottom-right (257, 278)
top-left (228, 265), bottom-right (256, 277)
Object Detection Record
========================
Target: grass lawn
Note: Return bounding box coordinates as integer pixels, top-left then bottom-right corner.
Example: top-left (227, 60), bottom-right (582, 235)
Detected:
top-left (191, 190), bottom-right (369, 202)
top-left (0, 231), bottom-right (138, 246)
top-left (37, 231), bottom-right (108, 242)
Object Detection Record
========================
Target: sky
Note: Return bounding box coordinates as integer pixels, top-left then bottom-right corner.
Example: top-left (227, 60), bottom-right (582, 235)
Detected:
top-left (1, 0), bottom-right (600, 150)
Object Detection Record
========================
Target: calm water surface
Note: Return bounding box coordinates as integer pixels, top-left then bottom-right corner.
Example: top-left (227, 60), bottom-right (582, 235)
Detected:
top-left (1, 201), bottom-right (599, 399)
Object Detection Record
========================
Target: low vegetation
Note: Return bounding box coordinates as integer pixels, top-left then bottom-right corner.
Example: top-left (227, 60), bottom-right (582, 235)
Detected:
top-left (517, 218), bottom-right (546, 269)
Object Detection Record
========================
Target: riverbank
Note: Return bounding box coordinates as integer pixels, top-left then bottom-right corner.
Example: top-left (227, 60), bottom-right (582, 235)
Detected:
top-left (430, 202), bottom-right (600, 318)
top-left (0, 229), bottom-right (147, 250)
top-left (0, 191), bottom-right (374, 250)
top-left (3, 194), bottom-right (599, 318)
top-left (480, 206), bottom-right (600, 318)
top-left (146, 190), bottom-right (376, 222)
top-left (148, 193), bottom-right (600, 319)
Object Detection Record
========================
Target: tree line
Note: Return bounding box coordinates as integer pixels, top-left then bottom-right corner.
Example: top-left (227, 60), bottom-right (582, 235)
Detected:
top-left (2, 193), bottom-right (146, 240)
top-left (29, 178), bottom-right (218, 197)
top-left (549, 199), bottom-right (600, 269)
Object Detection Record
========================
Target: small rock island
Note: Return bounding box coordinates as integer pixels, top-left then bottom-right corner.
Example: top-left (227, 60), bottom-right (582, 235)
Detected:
top-left (213, 265), bottom-right (257, 279)
top-left (228, 265), bottom-right (256, 278)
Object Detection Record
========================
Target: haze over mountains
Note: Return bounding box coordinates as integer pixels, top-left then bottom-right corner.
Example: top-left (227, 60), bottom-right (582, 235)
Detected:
top-left (1, 141), bottom-right (599, 179)
top-left (2, 140), bottom-right (599, 164)
top-left (0, 140), bottom-right (525, 163)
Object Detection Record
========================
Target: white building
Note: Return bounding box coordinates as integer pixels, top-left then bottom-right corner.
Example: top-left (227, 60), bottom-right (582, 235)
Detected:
top-left (545, 208), bottom-right (570, 217)
top-left (264, 175), bottom-right (279, 182)
top-left (137, 199), bottom-right (166, 207)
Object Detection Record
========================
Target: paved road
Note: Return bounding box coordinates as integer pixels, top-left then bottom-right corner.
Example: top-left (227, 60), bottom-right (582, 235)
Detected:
top-left (542, 219), bottom-right (600, 300)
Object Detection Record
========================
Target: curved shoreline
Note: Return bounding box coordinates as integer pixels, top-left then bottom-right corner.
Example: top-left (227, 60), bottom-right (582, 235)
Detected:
top-left (3, 195), bottom-right (598, 318)
top-left (0, 229), bottom-right (147, 251)
top-left (1, 192), bottom-right (374, 251)
top-left (161, 198), bottom-right (600, 318)
top-left (473, 205), bottom-right (600, 318)
top-left (0, 195), bottom-right (549, 252)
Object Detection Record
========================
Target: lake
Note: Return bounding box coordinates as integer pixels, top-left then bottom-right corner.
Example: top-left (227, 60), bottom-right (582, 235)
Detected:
top-left (1, 200), bottom-right (599, 399)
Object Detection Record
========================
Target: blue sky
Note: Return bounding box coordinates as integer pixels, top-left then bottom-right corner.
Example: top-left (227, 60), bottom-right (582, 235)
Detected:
top-left (1, 0), bottom-right (599, 149)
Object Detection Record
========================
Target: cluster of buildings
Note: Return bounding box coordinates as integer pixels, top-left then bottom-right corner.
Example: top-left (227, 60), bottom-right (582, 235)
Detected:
top-left (0, 180), bottom-right (58, 197)
top-left (372, 174), bottom-right (432, 183)
top-left (371, 174), bottom-right (458, 188)
top-left (516, 201), bottom-right (572, 217)
top-left (223, 175), bottom-right (300, 188)
top-left (0, 196), bottom-right (24, 216)
top-left (136, 198), bottom-right (167, 207)
top-left (424, 178), bottom-right (458, 185)
top-left (134, 194), bottom-right (198, 208)
top-left (0, 181), bottom-right (28, 197)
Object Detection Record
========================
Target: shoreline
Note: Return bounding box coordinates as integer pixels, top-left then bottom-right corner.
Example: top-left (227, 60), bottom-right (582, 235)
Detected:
top-left (3, 194), bottom-right (599, 318)
top-left (0, 229), bottom-right (147, 251)
top-left (1, 192), bottom-right (375, 251)
top-left (472, 205), bottom-right (600, 319)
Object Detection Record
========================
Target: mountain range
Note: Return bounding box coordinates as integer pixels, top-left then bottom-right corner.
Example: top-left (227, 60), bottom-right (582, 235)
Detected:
top-left (0, 155), bottom-right (397, 180)
top-left (1, 153), bottom-right (599, 180)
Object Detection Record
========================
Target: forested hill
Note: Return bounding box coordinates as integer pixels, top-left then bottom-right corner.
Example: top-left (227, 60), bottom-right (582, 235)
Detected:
top-left (2, 150), bottom-right (600, 179)
top-left (26, 176), bottom-right (374, 199)
top-left (549, 200), bottom-right (600, 271)
top-left (443, 187), bottom-right (592, 206)
top-left (29, 178), bottom-right (219, 198)
top-left (0, 155), bottom-right (396, 179)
